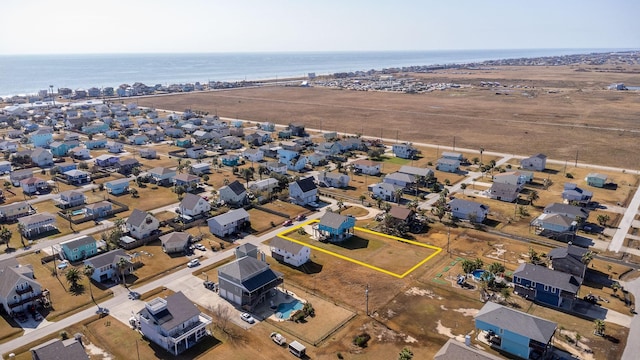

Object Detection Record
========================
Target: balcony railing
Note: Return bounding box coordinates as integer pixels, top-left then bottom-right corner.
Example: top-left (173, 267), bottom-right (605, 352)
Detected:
top-left (15, 286), bottom-right (33, 295)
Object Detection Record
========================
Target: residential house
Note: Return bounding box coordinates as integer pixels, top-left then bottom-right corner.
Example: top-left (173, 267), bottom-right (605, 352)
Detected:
top-left (0, 161), bottom-right (11, 174)
top-left (0, 258), bottom-right (43, 314)
top-left (248, 178), bottom-right (278, 194)
top-left (219, 136), bottom-right (242, 149)
top-left (60, 235), bottom-right (97, 261)
top-left (178, 193), bottom-right (211, 218)
top-left (68, 146), bottom-right (90, 159)
top-left (441, 151), bottom-right (464, 161)
top-left (521, 153), bottom-right (547, 171)
top-left (260, 144), bottom-right (282, 158)
top-left (82, 120), bottom-right (109, 134)
top-left (49, 141), bottom-right (70, 157)
top-left (164, 128), bottom-right (185, 139)
top-left (475, 301), bottom-right (557, 360)
top-left (56, 190), bottom-right (85, 208)
top-left (307, 152), bottom-right (326, 167)
top-left (105, 178), bottom-right (130, 195)
top-left (126, 209), bottom-right (159, 239)
top-left (146, 129), bottom-right (165, 143)
top-left (388, 206), bottom-right (415, 226)
top-left (562, 183), bottom-right (593, 205)
top-left (548, 244), bottom-right (589, 278)
top-left (317, 171), bottom-right (350, 188)
top-left (235, 243), bottom-right (258, 259)
top-left (260, 122), bottom-right (275, 132)
top-left (160, 232), bottom-right (191, 254)
top-left (288, 123), bottom-right (305, 137)
top-left (94, 154), bottom-right (119, 167)
top-left (245, 133), bottom-right (264, 146)
top-left (448, 199), bottom-right (489, 223)
top-left (116, 158), bottom-right (140, 175)
top-left (351, 159), bottom-right (382, 175)
top-left (20, 177), bottom-right (48, 195)
top-left (383, 172), bottom-right (415, 189)
top-left (369, 182), bottom-right (402, 202)
top-left (192, 130), bottom-right (215, 143)
top-left (266, 161), bottom-right (287, 175)
top-left (531, 213), bottom-right (577, 234)
top-left (242, 148), bottom-right (264, 163)
top-left (488, 182), bottom-right (520, 202)
top-left (128, 134), bottom-right (148, 145)
top-left (186, 146), bottom-right (206, 159)
top-left (139, 148), bottom-right (156, 159)
top-left (208, 208), bottom-right (250, 237)
top-left (105, 129), bottom-right (119, 139)
top-left (337, 138), bottom-right (362, 152)
top-left (220, 154), bottom-right (240, 167)
top-left (392, 143), bottom-right (418, 159)
top-left (269, 236), bottom-right (310, 267)
top-left (148, 167), bottom-right (176, 185)
top-left (0, 201), bottom-right (34, 221)
top-left (543, 203), bottom-right (589, 221)
top-left (84, 201), bottom-right (112, 218)
top-left (434, 339), bottom-right (503, 360)
top-left (28, 128), bottom-right (53, 148)
top-left (65, 117), bottom-right (90, 131)
top-left (7, 130), bottom-right (23, 139)
top-left (492, 171), bottom-right (532, 190)
top-left (315, 142), bottom-right (341, 156)
top-left (63, 169), bottom-right (91, 185)
top-left (172, 173), bottom-right (200, 192)
top-left (513, 263), bottom-right (582, 308)
top-left (217, 256), bottom-right (283, 308)
top-left (313, 212), bottom-right (356, 242)
top-left (56, 161), bottom-right (77, 173)
top-left (398, 165), bottom-right (434, 179)
top-left (30, 147), bottom-right (53, 167)
top-left (190, 162), bottom-right (210, 175)
top-left (436, 158), bottom-right (460, 173)
top-left (289, 177), bottom-right (318, 206)
top-left (585, 173), bottom-right (608, 188)
top-left (106, 141), bottom-right (123, 153)
top-left (83, 249), bottom-right (133, 283)
top-left (280, 140), bottom-right (303, 152)
top-left (29, 338), bottom-right (90, 360)
top-left (18, 212), bottom-right (56, 237)
top-left (218, 180), bottom-right (248, 207)
top-left (138, 292), bottom-right (212, 356)
top-left (0, 140), bottom-right (18, 153)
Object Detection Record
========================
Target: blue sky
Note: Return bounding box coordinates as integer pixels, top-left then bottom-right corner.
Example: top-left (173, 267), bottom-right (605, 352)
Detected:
top-left (1, 0), bottom-right (638, 54)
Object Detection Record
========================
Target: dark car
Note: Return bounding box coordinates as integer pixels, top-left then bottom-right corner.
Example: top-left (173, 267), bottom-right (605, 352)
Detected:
top-left (204, 280), bottom-right (216, 290)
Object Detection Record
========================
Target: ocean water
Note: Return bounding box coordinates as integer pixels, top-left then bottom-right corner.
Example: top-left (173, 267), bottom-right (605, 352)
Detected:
top-left (0, 49), bottom-right (623, 97)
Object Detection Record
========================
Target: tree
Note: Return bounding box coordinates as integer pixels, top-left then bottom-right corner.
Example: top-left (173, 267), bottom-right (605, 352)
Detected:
top-left (461, 259), bottom-right (479, 274)
top-left (398, 347), bottom-right (414, 360)
top-left (83, 265), bottom-right (97, 305)
top-left (240, 167), bottom-right (255, 186)
top-left (17, 222), bottom-right (26, 246)
top-left (0, 226), bottom-right (11, 249)
top-left (431, 204), bottom-right (446, 223)
top-left (130, 188), bottom-right (139, 198)
top-left (336, 200), bottom-right (344, 212)
top-left (116, 258), bottom-right (129, 287)
top-left (528, 247), bottom-right (541, 264)
top-left (597, 214), bottom-right (610, 227)
top-left (611, 282), bottom-right (622, 297)
top-left (131, 167), bottom-right (140, 177)
top-left (359, 194), bottom-right (366, 204)
top-left (527, 190), bottom-right (539, 207)
top-left (488, 262), bottom-right (505, 275)
top-left (581, 250), bottom-right (594, 266)
top-left (394, 188), bottom-right (403, 204)
top-left (460, 183), bottom-right (467, 195)
top-left (77, 161), bottom-right (89, 170)
top-left (258, 165), bottom-right (269, 180)
top-left (65, 267), bottom-right (82, 291)
top-left (593, 319), bottom-right (605, 336)
top-left (202, 174), bottom-right (210, 183)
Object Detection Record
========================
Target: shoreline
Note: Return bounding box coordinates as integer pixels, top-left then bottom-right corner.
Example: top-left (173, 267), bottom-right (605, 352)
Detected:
top-left (2, 49), bottom-right (638, 100)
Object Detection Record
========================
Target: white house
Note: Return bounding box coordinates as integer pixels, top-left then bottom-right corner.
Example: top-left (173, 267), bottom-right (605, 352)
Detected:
top-left (317, 171), bottom-right (350, 188)
top-left (68, 146), bottom-right (90, 159)
top-left (218, 180), bottom-right (247, 206)
top-left (0, 258), bottom-right (43, 314)
top-left (106, 141), bottom-right (123, 153)
top-left (242, 148), bottom-right (264, 163)
top-left (269, 236), bottom-right (310, 267)
top-left (383, 172), bottom-right (415, 189)
top-left (178, 193), bottom-right (211, 218)
top-left (83, 249), bottom-right (133, 283)
top-left (190, 162), bottom-right (210, 175)
top-left (492, 171), bottom-right (532, 190)
top-left (520, 153), bottom-right (547, 171)
top-left (18, 212), bottom-right (57, 237)
top-left (289, 177), bottom-right (318, 206)
top-left (266, 161), bottom-right (287, 175)
top-left (369, 182), bottom-right (402, 202)
top-left (392, 143), bottom-right (418, 159)
top-left (160, 232), bottom-right (191, 254)
top-left (248, 178), bottom-right (279, 193)
top-left (208, 208), bottom-right (250, 237)
top-left (125, 209), bottom-right (159, 239)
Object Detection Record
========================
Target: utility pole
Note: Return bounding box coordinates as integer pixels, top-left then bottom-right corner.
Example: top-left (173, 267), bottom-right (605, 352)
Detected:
top-left (365, 284), bottom-right (369, 316)
top-left (453, 136), bottom-right (456, 151)
top-left (447, 227), bottom-right (451, 257)
top-left (575, 150), bottom-right (579, 167)
top-left (480, 147), bottom-right (484, 165)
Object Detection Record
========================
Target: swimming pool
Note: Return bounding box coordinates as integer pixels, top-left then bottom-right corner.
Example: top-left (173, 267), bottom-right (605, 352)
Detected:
top-left (472, 269), bottom-right (494, 281)
top-left (275, 300), bottom-right (303, 319)
top-left (71, 209), bottom-right (84, 216)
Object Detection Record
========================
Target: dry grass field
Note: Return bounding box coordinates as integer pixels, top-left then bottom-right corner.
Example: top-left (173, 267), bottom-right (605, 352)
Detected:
top-left (136, 65), bottom-right (640, 169)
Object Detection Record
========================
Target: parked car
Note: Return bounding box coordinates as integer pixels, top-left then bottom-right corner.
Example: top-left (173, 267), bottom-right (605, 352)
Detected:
top-left (203, 280), bottom-right (216, 290)
top-left (283, 220), bottom-right (293, 226)
top-left (295, 214), bottom-right (306, 221)
top-left (195, 243), bottom-right (206, 251)
top-left (271, 332), bottom-right (286, 345)
top-left (128, 291), bottom-right (141, 300)
top-left (187, 259), bottom-right (200, 268)
top-left (240, 312), bottom-right (255, 324)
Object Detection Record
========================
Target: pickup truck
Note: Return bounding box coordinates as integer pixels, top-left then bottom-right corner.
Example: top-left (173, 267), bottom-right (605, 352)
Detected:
top-left (270, 332), bottom-right (286, 345)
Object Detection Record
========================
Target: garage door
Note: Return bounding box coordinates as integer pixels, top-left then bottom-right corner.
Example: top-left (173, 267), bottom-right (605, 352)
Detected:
top-left (233, 294), bottom-right (241, 305)
top-left (219, 288), bottom-right (227, 299)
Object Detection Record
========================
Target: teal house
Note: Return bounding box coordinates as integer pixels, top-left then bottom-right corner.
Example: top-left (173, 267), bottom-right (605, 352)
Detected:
top-left (314, 212), bottom-right (355, 242)
top-left (86, 138), bottom-right (107, 149)
top-left (105, 178), bottom-right (130, 195)
top-left (220, 154), bottom-right (239, 167)
top-left (60, 235), bottom-right (98, 262)
top-left (49, 141), bottom-right (70, 157)
top-left (585, 173), bottom-right (607, 188)
top-left (174, 138), bottom-right (192, 148)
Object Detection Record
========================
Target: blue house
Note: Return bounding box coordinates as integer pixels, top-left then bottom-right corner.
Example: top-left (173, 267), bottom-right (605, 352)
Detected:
top-left (128, 134), bottom-right (149, 145)
top-left (95, 154), bottom-right (119, 167)
top-left (63, 169), bottom-right (90, 185)
top-left (105, 130), bottom-right (119, 139)
top-left (174, 138), bottom-right (192, 148)
top-left (60, 235), bottom-right (97, 262)
top-left (530, 213), bottom-right (576, 233)
top-left (84, 201), bottom-right (113, 218)
top-left (314, 212), bottom-right (356, 242)
top-left (105, 178), bottom-right (131, 195)
top-left (220, 154), bottom-right (239, 167)
top-left (436, 158), bottom-right (460, 173)
top-left (85, 138), bottom-right (107, 149)
top-left (475, 301), bottom-right (557, 360)
top-left (585, 173), bottom-right (608, 188)
top-left (29, 129), bottom-right (53, 148)
top-left (82, 121), bottom-right (109, 134)
top-left (513, 263), bottom-right (582, 308)
top-left (57, 161), bottom-right (77, 173)
top-left (49, 141), bottom-right (69, 157)
top-left (448, 199), bottom-right (489, 223)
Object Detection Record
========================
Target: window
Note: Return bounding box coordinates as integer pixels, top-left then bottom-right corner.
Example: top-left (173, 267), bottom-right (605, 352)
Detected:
top-left (544, 285), bottom-right (549, 291)
top-left (531, 281), bottom-right (536, 288)
top-left (515, 277), bottom-right (521, 284)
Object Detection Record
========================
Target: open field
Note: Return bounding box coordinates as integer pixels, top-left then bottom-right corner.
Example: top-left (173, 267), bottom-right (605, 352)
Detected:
top-left (136, 64), bottom-right (640, 169)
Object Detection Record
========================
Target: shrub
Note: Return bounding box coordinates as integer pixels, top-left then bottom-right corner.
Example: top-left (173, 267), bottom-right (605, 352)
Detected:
top-left (566, 173), bottom-right (574, 179)
top-left (353, 333), bottom-right (371, 348)
top-left (59, 331), bottom-right (69, 340)
top-left (337, 353), bottom-right (344, 359)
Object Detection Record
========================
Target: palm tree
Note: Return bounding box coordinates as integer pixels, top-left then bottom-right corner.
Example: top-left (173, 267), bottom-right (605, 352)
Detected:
top-left (240, 167), bottom-right (255, 186)
top-left (65, 267), bottom-right (82, 291)
top-left (527, 190), bottom-right (539, 207)
top-left (593, 319), bottom-right (605, 336)
top-left (117, 258), bottom-right (129, 287)
top-left (581, 250), bottom-right (594, 266)
top-left (611, 282), bottom-right (622, 298)
top-left (83, 265), bottom-right (97, 305)
top-left (431, 205), bottom-right (446, 223)
top-left (258, 165), bottom-right (269, 180)
top-left (394, 188), bottom-right (403, 204)
top-left (597, 214), bottom-right (610, 227)
top-left (488, 262), bottom-right (505, 275)
top-left (16, 223), bottom-right (26, 247)
top-left (359, 194), bottom-right (366, 204)
top-left (460, 183), bottom-right (467, 195)
top-left (0, 226), bottom-right (11, 250)
top-left (336, 200), bottom-right (344, 212)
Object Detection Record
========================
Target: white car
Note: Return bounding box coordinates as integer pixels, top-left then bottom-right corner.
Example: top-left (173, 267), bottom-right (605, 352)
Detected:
top-left (187, 259), bottom-right (200, 268)
top-left (240, 312), bottom-right (255, 324)
top-left (195, 244), bottom-right (206, 251)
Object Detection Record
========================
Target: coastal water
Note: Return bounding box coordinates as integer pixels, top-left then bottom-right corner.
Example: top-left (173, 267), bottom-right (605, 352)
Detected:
top-left (0, 49), bottom-right (625, 97)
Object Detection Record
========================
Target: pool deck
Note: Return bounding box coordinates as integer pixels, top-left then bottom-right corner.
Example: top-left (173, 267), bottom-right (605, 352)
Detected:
top-left (258, 287), bottom-right (306, 322)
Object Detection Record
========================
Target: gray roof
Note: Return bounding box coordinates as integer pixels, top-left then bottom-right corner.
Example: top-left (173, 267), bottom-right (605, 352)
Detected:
top-left (544, 203), bottom-right (589, 219)
top-left (209, 208), bottom-right (249, 226)
top-left (548, 244), bottom-right (588, 261)
top-left (437, 158), bottom-right (460, 165)
top-left (180, 193), bottom-right (205, 211)
top-left (18, 212), bottom-right (55, 226)
top-left (0, 265), bottom-right (38, 298)
top-left (269, 236), bottom-right (307, 254)
top-left (489, 182), bottom-right (519, 197)
top-left (319, 212), bottom-right (351, 229)
top-left (126, 209), bottom-right (155, 227)
top-left (586, 172), bottom-right (607, 180)
top-left (140, 291), bottom-right (201, 332)
top-left (449, 199), bottom-right (489, 213)
top-left (434, 338), bottom-right (503, 360)
top-left (398, 165), bottom-right (433, 177)
top-left (149, 167), bottom-right (175, 176)
top-left (172, 173), bottom-right (199, 182)
top-left (227, 180), bottom-right (246, 196)
top-left (532, 153), bottom-right (547, 159)
top-left (30, 338), bottom-right (89, 360)
top-left (61, 235), bottom-right (96, 249)
top-left (475, 301), bottom-right (557, 344)
top-left (384, 172), bottom-right (415, 183)
top-left (0, 201), bottom-right (30, 213)
top-left (218, 255), bottom-right (270, 282)
top-left (513, 263), bottom-right (582, 294)
top-left (84, 249), bottom-right (130, 269)
top-left (160, 232), bottom-right (190, 246)
top-left (85, 201), bottom-right (112, 210)
top-left (105, 178), bottom-right (130, 186)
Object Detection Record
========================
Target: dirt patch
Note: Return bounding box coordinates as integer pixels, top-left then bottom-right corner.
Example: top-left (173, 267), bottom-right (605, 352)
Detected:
top-left (452, 308), bottom-right (479, 317)
top-left (435, 320), bottom-right (465, 342)
top-left (84, 342), bottom-right (113, 359)
top-left (404, 287), bottom-right (443, 300)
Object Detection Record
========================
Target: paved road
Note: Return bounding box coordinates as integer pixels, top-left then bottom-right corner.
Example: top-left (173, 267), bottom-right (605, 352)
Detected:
top-left (609, 185), bottom-right (640, 252)
top-left (621, 276), bottom-right (640, 360)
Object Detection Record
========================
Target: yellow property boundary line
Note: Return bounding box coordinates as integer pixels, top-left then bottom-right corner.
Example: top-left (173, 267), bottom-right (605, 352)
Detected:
top-left (277, 219), bottom-right (442, 278)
